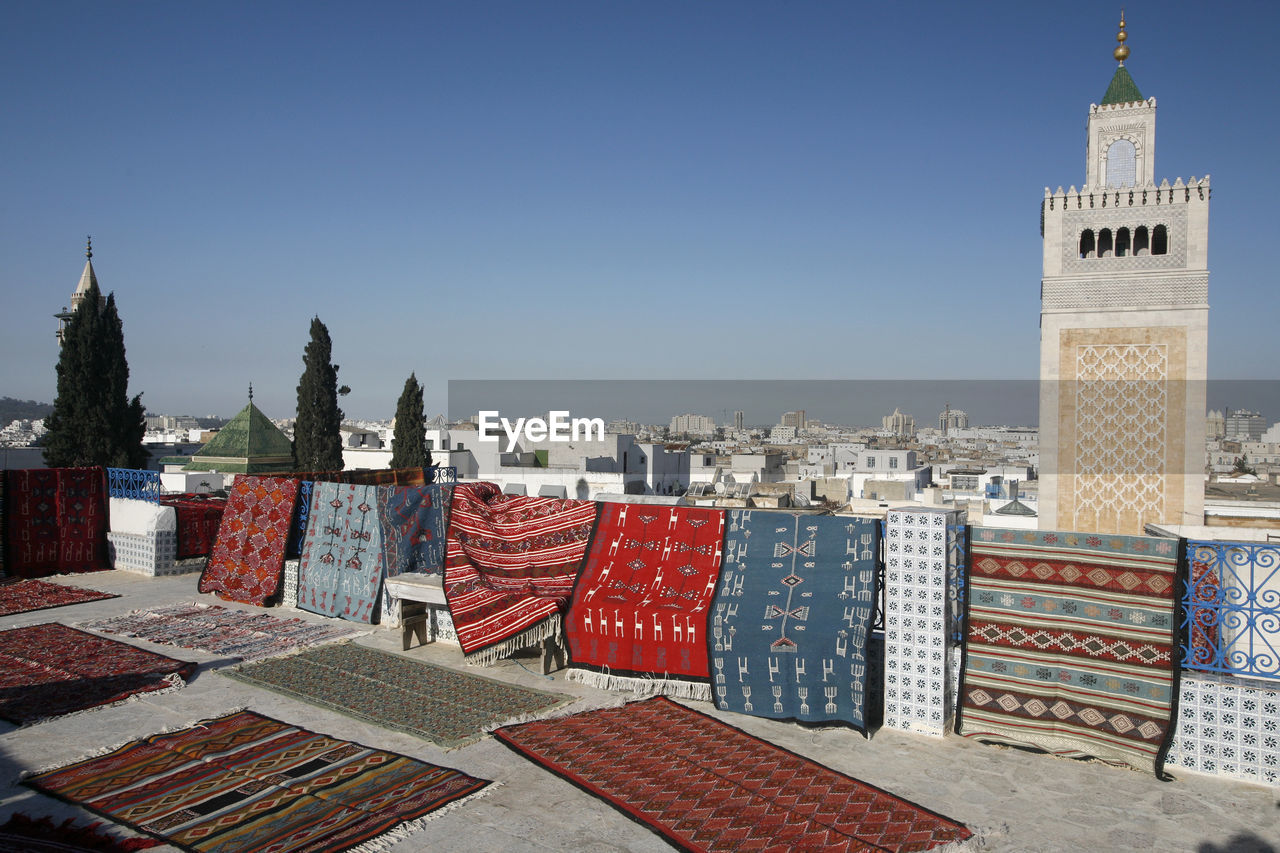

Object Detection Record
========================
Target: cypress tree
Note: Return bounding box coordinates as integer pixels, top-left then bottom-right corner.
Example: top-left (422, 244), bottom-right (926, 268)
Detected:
top-left (293, 316), bottom-right (344, 471)
top-left (390, 373), bottom-right (430, 469)
top-left (43, 279), bottom-right (147, 468)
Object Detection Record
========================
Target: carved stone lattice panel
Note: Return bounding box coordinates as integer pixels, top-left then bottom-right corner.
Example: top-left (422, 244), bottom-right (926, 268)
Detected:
top-left (1061, 205), bottom-right (1188, 274)
top-left (1041, 274), bottom-right (1208, 311)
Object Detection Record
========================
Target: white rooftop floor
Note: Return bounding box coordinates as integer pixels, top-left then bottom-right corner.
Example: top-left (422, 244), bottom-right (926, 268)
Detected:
top-left (1, 570), bottom-right (1276, 852)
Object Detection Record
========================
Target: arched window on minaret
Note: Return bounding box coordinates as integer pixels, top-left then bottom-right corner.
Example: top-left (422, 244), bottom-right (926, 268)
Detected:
top-left (1098, 228), bottom-right (1114, 258)
top-left (1152, 224), bottom-right (1168, 255)
top-left (1106, 139), bottom-right (1137, 188)
top-left (1116, 227), bottom-right (1131, 257)
top-left (1079, 229), bottom-right (1096, 259)
top-left (1134, 225), bottom-right (1150, 255)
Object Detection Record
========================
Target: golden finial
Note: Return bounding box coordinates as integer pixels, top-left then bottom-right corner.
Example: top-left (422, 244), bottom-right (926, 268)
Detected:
top-left (85, 235), bottom-right (92, 260)
top-left (1113, 10), bottom-right (1130, 64)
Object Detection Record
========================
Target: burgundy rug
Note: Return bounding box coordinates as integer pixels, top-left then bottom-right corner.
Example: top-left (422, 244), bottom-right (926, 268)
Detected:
top-left (0, 578), bottom-right (117, 617)
top-left (3, 468), bottom-right (108, 578)
top-left (495, 697), bottom-right (972, 852)
top-left (0, 623), bottom-right (196, 724)
top-left (0, 813), bottom-right (162, 851)
top-left (159, 494), bottom-right (226, 559)
top-left (198, 476), bottom-right (298, 606)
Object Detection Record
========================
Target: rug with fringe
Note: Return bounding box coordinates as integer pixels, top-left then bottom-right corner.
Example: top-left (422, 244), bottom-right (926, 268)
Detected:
top-left (0, 577), bottom-right (117, 616)
top-left (0, 623), bottom-right (195, 724)
top-left (80, 602), bottom-right (365, 662)
top-left (221, 643), bottom-right (575, 748)
top-left (445, 482), bottom-right (597, 664)
top-left (495, 696), bottom-right (972, 852)
top-left (565, 504), bottom-right (725, 697)
top-left (24, 709), bottom-right (492, 852)
top-left (708, 511), bottom-right (880, 731)
top-left (197, 476), bottom-right (299, 606)
top-left (0, 813), bottom-right (162, 851)
top-left (957, 527), bottom-right (1180, 776)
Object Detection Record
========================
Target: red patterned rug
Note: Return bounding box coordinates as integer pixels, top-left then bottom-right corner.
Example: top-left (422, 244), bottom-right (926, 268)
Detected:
top-left (445, 482), bottom-right (597, 664)
top-left (0, 813), bottom-right (162, 851)
top-left (197, 476), bottom-right (298, 606)
top-left (3, 468), bottom-right (108, 578)
top-left (0, 578), bottom-right (117, 617)
top-left (566, 503), bottom-right (724, 696)
top-left (495, 697), bottom-right (972, 852)
top-left (159, 494), bottom-right (226, 559)
top-left (0, 623), bottom-right (195, 724)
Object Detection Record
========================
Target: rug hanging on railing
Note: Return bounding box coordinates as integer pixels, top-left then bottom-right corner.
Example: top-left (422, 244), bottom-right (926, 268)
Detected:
top-left (956, 527), bottom-right (1181, 776)
top-left (0, 623), bottom-right (195, 724)
top-left (495, 696), bottom-right (972, 852)
top-left (159, 494), bottom-right (226, 559)
top-left (3, 467), bottom-right (108, 578)
top-left (23, 709), bottom-right (493, 852)
top-left (295, 482), bottom-right (388, 623)
top-left (80, 602), bottom-right (365, 662)
top-left (377, 484), bottom-right (452, 619)
top-left (445, 482), bottom-right (597, 665)
top-left (222, 643), bottom-right (576, 748)
top-left (343, 467), bottom-right (431, 486)
top-left (0, 577), bottom-right (118, 616)
top-left (565, 503), bottom-right (725, 698)
top-left (708, 510), bottom-right (879, 730)
top-left (197, 476), bottom-right (298, 606)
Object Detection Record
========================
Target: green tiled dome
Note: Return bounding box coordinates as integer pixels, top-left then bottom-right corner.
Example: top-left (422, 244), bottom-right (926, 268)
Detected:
top-left (1102, 65), bottom-right (1143, 105)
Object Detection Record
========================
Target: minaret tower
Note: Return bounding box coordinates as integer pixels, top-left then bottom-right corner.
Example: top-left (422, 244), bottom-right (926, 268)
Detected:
top-left (54, 236), bottom-right (106, 345)
top-left (1038, 14), bottom-right (1209, 535)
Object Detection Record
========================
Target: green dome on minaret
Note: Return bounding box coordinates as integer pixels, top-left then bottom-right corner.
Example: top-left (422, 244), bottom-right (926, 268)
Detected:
top-left (1101, 11), bottom-right (1143, 105)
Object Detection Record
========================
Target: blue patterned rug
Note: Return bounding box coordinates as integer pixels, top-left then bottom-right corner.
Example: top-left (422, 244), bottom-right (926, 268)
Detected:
top-left (708, 510), bottom-right (879, 730)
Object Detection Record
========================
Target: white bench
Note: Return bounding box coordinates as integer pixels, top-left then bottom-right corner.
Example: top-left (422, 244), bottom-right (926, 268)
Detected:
top-left (383, 572), bottom-right (449, 651)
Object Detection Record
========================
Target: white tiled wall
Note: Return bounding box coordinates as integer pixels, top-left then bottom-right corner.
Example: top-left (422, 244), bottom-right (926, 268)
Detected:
top-left (1166, 672), bottom-right (1280, 786)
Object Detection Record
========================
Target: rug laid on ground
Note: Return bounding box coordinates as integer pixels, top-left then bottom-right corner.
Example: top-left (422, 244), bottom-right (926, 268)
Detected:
top-left (23, 709), bottom-right (493, 852)
top-left (197, 476), bottom-right (298, 606)
top-left (159, 494), bottom-right (226, 559)
top-left (3, 467), bottom-right (108, 578)
top-left (957, 527), bottom-right (1181, 776)
top-left (222, 642), bottom-right (576, 749)
top-left (708, 511), bottom-right (879, 730)
top-left (297, 482), bottom-right (387, 623)
top-left (0, 577), bottom-right (118, 616)
top-left (0, 623), bottom-right (196, 724)
top-left (445, 482), bottom-right (597, 664)
top-left (0, 813), bottom-right (163, 851)
top-left (80, 602), bottom-right (365, 662)
top-left (565, 503), bottom-right (725, 698)
top-left (495, 696), bottom-right (971, 852)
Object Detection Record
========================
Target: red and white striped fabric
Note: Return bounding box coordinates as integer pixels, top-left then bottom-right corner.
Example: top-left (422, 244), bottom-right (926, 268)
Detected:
top-left (444, 482), bottom-right (597, 664)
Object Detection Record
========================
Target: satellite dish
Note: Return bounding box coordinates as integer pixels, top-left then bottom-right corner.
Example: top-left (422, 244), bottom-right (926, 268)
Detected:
top-left (714, 482), bottom-right (726, 495)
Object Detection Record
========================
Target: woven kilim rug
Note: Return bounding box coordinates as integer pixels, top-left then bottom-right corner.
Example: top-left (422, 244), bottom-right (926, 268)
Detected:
top-left (24, 710), bottom-right (493, 852)
top-left (80, 602), bottom-right (365, 662)
top-left (198, 476), bottom-right (298, 606)
top-left (377, 484), bottom-right (451, 619)
top-left (0, 623), bottom-right (195, 724)
top-left (297, 482), bottom-right (387, 623)
top-left (566, 503), bottom-right (725, 697)
top-left (0, 814), bottom-right (162, 851)
top-left (445, 482), bottom-right (597, 664)
top-left (222, 643), bottom-right (576, 748)
top-left (957, 527), bottom-right (1181, 776)
top-left (159, 494), bottom-right (226, 559)
top-left (0, 577), bottom-right (118, 616)
top-left (708, 511), bottom-right (879, 730)
top-left (495, 697), bottom-right (971, 852)
top-left (3, 468), bottom-right (108, 578)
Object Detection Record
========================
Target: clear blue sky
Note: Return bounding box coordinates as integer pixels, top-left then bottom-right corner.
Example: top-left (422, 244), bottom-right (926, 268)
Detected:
top-left (2, 1), bottom-right (1275, 421)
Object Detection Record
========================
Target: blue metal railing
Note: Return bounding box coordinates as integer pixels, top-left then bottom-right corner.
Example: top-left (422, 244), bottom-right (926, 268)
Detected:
top-left (429, 465), bottom-right (458, 484)
top-left (873, 519), bottom-right (886, 632)
top-left (106, 468), bottom-right (161, 502)
top-left (1181, 539), bottom-right (1280, 681)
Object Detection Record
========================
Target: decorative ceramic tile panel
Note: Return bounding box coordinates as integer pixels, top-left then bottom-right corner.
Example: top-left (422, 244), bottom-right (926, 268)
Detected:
top-left (883, 507), bottom-right (964, 737)
top-left (1165, 672), bottom-right (1280, 786)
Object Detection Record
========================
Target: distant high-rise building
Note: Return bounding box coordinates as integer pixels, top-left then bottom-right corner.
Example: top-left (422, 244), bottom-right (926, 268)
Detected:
top-left (670, 413), bottom-right (716, 436)
top-left (1225, 409), bottom-right (1265, 442)
top-left (1038, 15), bottom-right (1208, 534)
top-left (938, 404), bottom-right (968, 434)
top-left (733, 410), bottom-right (744, 431)
top-left (882, 408), bottom-right (914, 436)
top-left (1205, 409), bottom-right (1226, 441)
top-left (780, 410), bottom-right (806, 430)
top-left (55, 237), bottom-right (106, 345)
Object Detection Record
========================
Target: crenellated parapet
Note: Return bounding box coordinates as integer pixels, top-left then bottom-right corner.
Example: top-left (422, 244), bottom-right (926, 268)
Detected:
top-left (1043, 175), bottom-right (1211, 212)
